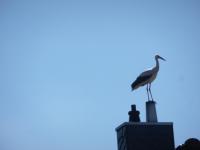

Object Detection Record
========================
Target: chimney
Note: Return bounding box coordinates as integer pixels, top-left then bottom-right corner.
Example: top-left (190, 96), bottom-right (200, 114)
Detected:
top-left (115, 102), bottom-right (175, 150)
top-left (128, 104), bottom-right (140, 122)
top-left (146, 101), bottom-right (158, 122)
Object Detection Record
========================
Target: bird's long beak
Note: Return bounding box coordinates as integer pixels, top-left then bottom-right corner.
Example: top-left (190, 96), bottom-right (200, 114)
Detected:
top-left (159, 56), bottom-right (166, 61)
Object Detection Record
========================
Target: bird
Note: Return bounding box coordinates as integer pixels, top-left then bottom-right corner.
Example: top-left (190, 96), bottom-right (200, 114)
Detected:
top-left (131, 55), bottom-right (166, 101)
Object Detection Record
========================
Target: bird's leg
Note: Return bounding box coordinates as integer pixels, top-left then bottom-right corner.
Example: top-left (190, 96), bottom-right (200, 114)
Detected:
top-left (149, 83), bottom-right (154, 101)
top-left (146, 84), bottom-right (150, 101)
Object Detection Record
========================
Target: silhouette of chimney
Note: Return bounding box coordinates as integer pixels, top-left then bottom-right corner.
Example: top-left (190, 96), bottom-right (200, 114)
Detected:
top-left (116, 102), bottom-right (175, 150)
top-left (128, 105), bottom-right (140, 122)
top-left (146, 101), bottom-right (157, 122)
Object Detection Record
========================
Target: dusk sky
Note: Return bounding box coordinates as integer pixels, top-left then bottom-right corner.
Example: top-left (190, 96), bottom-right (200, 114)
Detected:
top-left (1, 0), bottom-right (200, 150)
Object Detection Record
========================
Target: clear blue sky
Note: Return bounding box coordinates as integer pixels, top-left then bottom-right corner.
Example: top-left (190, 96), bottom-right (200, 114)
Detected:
top-left (1, 0), bottom-right (200, 150)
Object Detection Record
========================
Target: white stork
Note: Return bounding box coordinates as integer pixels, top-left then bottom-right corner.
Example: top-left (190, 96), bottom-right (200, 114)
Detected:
top-left (131, 55), bottom-right (166, 101)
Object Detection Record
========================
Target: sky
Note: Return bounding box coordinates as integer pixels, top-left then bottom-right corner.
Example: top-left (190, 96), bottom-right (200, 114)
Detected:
top-left (1, 0), bottom-right (200, 150)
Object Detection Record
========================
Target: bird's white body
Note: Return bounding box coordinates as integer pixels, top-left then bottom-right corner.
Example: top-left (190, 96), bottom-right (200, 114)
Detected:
top-left (131, 55), bottom-right (165, 101)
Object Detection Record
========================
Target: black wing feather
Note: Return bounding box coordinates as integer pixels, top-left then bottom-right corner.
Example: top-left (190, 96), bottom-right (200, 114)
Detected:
top-left (131, 74), bottom-right (152, 90)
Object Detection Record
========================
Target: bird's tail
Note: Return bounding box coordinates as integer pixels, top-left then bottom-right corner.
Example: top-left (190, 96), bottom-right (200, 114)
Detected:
top-left (131, 82), bottom-right (138, 91)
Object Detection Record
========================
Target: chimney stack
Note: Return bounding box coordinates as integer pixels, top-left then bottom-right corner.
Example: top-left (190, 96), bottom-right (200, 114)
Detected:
top-left (146, 101), bottom-right (158, 122)
top-left (115, 102), bottom-right (175, 150)
top-left (128, 104), bottom-right (140, 122)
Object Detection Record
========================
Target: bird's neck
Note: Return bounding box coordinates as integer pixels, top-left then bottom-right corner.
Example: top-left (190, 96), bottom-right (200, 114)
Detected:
top-left (155, 58), bottom-right (159, 70)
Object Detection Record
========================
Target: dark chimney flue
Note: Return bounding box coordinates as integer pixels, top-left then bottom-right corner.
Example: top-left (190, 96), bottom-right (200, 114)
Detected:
top-left (128, 104), bottom-right (140, 122)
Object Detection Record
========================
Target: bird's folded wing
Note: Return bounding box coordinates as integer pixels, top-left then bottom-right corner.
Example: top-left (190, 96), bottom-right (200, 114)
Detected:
top-left (131, 74), bottom-right (153, 90)
top-left (139, 69), bottom-right (153, 77)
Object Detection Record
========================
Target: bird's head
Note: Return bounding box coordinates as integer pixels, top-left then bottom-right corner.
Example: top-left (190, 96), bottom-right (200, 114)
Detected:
top-left (155, 55), bottom-right (166, 61)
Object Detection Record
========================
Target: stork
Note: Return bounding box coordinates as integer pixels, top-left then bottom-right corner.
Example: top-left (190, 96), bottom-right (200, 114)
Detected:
top-left (131, 55), bottom-right (166, 101)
